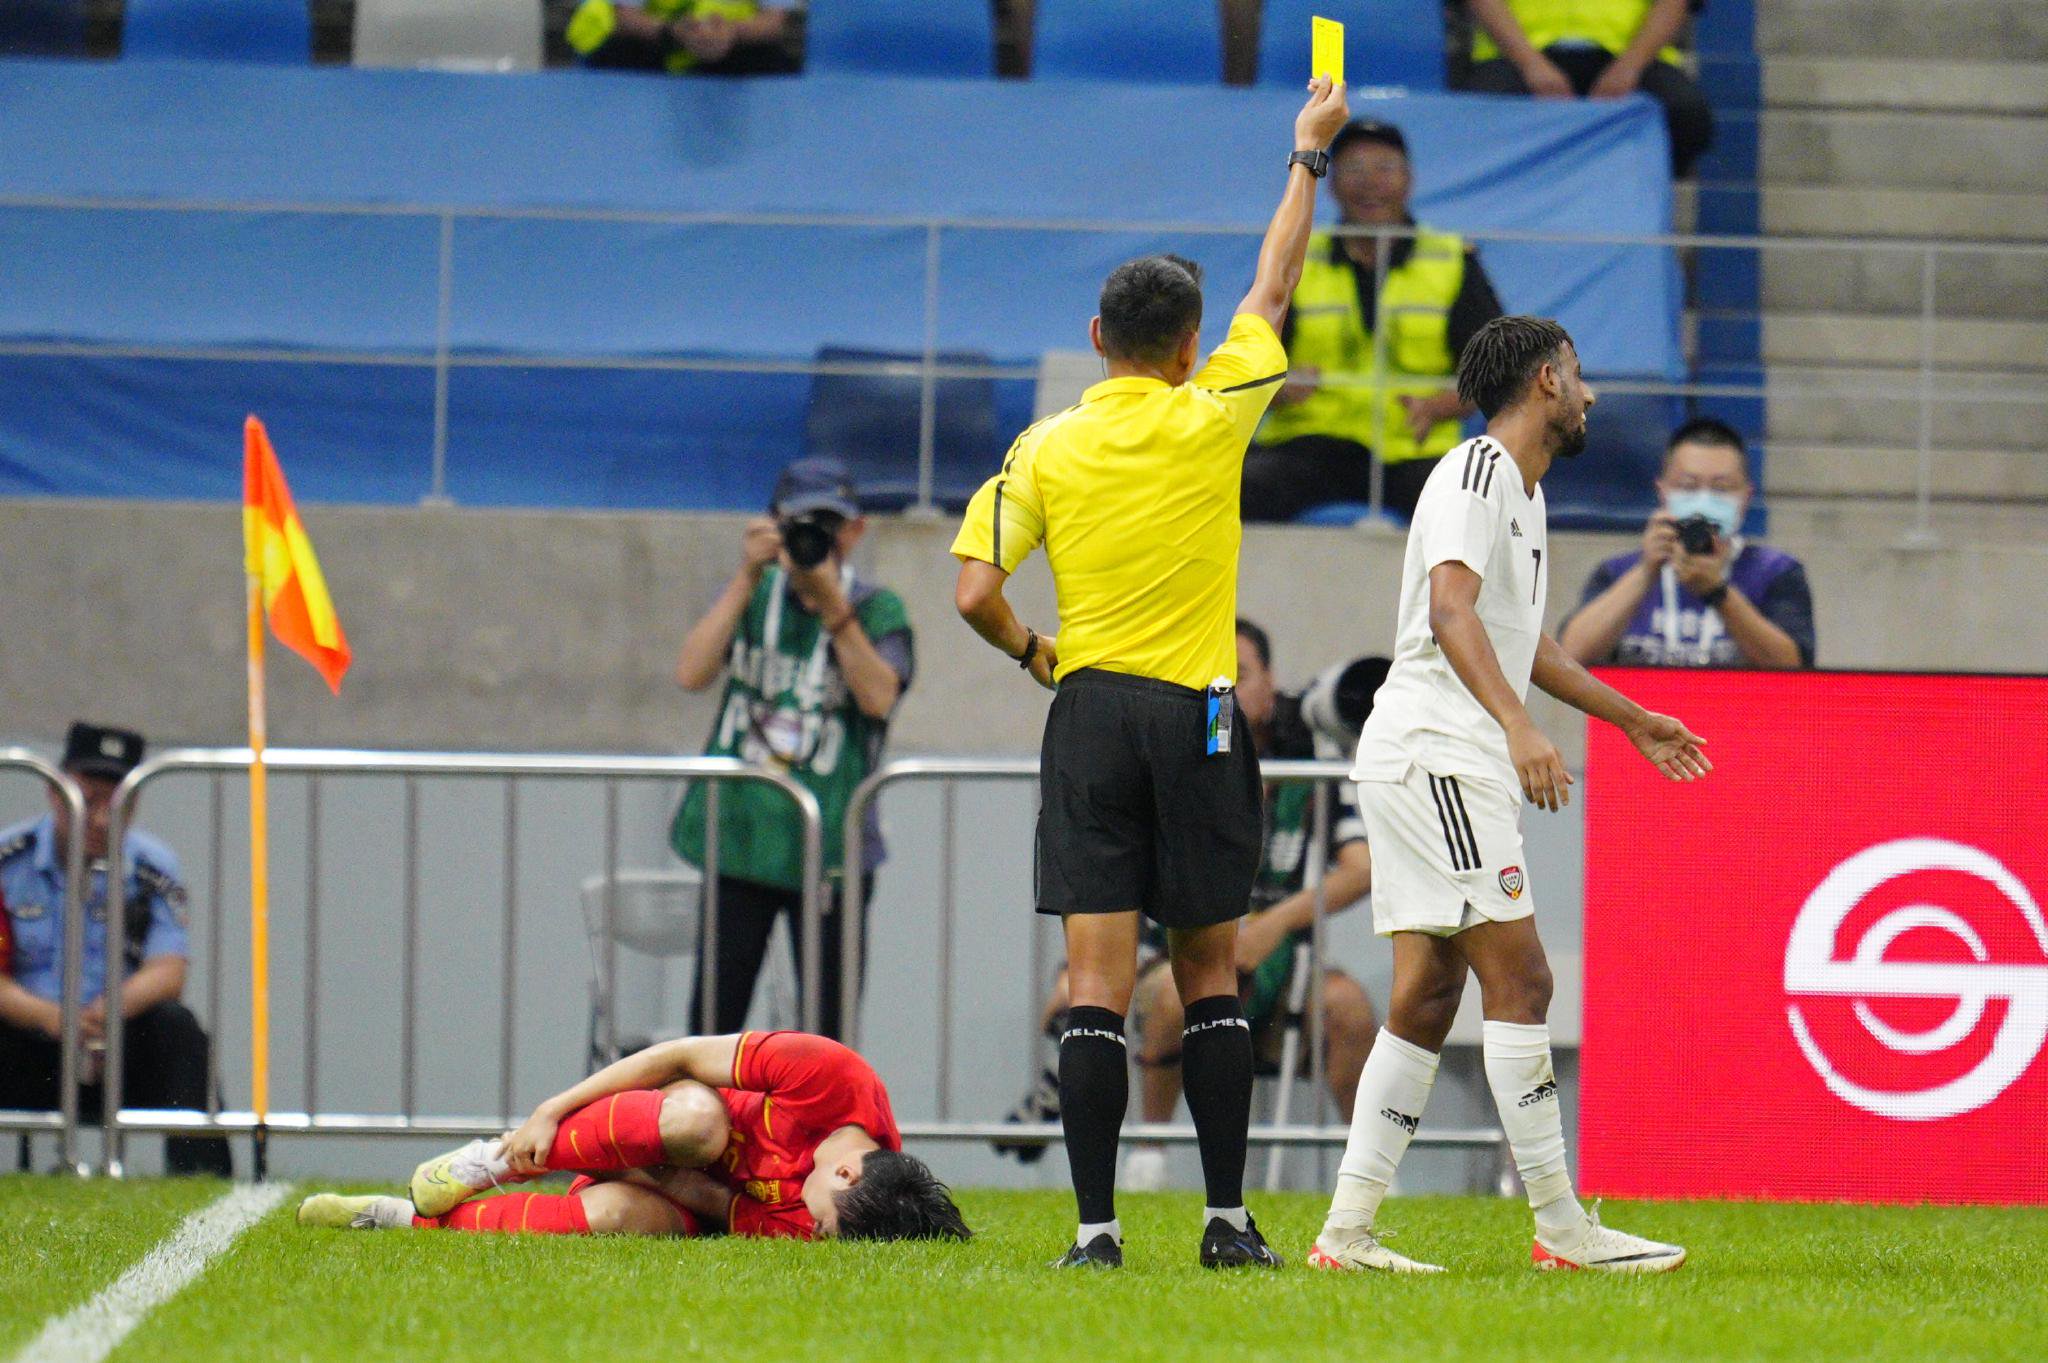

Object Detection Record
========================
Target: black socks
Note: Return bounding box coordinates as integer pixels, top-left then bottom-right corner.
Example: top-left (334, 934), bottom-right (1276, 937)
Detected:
top-left (1058, 1005), bottom-right (1128, 1225)
top-left (1180, 993), bottom-right (1254, 1211)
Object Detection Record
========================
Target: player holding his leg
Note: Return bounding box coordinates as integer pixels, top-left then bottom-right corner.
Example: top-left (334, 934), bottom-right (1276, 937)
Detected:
top-left (298, 1030), bottom-right (968, 1242)
top-left (1309, 316), bottom-right (1710, 1276)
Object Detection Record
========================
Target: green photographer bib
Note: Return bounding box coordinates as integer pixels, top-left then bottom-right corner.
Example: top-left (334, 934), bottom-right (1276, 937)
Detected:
top-left (671, 567), bottom-right (909, 892)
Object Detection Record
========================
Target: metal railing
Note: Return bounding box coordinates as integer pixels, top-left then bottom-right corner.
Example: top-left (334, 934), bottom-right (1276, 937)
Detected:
top-left (841, 756), bottom-right (1506, 1160)
top-left (0, 752), bottom-right (89, 1173)
top-left (89, 747), bottom-right (821, 1176)
top-left (4, 193), bottom-right (2045, 542)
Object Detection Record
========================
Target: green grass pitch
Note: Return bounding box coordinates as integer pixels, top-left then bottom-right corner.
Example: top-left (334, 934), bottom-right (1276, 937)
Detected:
top-left (4, 1176), bottom-right (2045, 1362)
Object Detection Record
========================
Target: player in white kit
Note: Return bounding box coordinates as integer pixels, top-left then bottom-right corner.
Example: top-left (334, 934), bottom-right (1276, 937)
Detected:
top-left (1308, 317), bottom-right (1711, 1275)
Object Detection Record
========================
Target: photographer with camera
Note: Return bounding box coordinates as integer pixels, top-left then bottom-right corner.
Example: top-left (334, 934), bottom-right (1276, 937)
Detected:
top-left (672, 458), bottom-right (913, 1040)
top-left (1558, 418), bottom-right (1814, 669)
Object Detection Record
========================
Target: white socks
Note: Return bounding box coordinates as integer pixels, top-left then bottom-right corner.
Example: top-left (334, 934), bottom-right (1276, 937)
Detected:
top-left (1328, 1028), bottom-right (1440, 1226)
top-left (1482, 1020), bottom-right (1585, 1237)
top-left (1205, 1205), bottom-right (1248, 1232)
top-left (1076, 1218), bottom-right (1122, 1247)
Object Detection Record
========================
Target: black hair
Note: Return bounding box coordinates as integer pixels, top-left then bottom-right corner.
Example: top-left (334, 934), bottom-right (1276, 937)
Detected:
top-left (1663, 416), bottom-right (1748, 472)
top-left (833, 1150), bottom-right (971, 1242)
top-left (1235, 618), bottom-right (1272, 671)
top-left (1455, 315), bottom-right (1574, 419)
top-left (1098, 254), bottom-right (1205, 365)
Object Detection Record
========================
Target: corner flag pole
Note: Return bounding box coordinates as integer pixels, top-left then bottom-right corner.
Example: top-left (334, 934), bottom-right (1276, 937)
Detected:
top-left (244, 566), bottom-right (272, 1184)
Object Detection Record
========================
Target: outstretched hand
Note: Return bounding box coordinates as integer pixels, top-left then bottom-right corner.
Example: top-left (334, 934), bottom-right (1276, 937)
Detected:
top-left (1629, 712), bottom-right (1712, 782)
top-left (1295, 76), bottom-right (1351, 152)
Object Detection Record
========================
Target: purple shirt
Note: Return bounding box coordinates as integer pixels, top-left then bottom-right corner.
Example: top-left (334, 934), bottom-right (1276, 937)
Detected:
top-left (1566, 542), bottom-right (1816, 667)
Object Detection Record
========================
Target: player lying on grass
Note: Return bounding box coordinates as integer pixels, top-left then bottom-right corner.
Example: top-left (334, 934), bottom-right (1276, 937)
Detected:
top-left (298, 1030), bottom-right (969, 1242)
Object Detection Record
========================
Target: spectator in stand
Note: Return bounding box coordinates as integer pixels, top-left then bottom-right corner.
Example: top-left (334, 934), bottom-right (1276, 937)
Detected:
top-left (565, 0), bottom-right (798, 75)
top-left (1461, 0), bottom-right (1713, 176)
top-left (1559, 417), bottom-right (1815, 669)
top-left (671, 458), bottom-right (912, 1041)
top-left (0, 723), bottom-right (231, 1176)
top-left (1242, 119), bottom-right (1505, 523)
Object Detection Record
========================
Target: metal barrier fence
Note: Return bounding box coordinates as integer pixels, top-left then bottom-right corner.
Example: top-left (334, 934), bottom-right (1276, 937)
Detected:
top-left (0, 752), bottom-right (89, 1172)
top-left (79, 747), bottom-right (822, 1176)
top-left (5, 194), bottom-right (2045, 540)
top-left (842, 756), bottom-right (1506, 1161)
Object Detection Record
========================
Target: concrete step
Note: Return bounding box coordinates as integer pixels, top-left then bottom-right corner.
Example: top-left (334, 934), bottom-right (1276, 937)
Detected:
top-left (1763, 58), bottom-right (2048, 115)
top-left (1761, 495), bottom-right (2048, 549)
top-left (1759, 0), bottom-right (2048, 62)
top-left (1758, 242), bottom-right (2048, 319)
top-left (1764, 364), bottom-right (2048, 451)
top-left (1766, 442), bottom-right (2048, 501)
top-left (1762, 109), bottom-right (2048, 193)
top-left (1759, 186), bottom-right (2048, 242)
top-left (1763, 313), bottom-right (2048, 370)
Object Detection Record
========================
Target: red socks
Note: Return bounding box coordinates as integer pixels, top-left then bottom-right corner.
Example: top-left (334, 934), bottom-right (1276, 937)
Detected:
top-left (418, 1193), bottom-right (591, 1235)
top-left (545, 1090), bottom-right (669, 1173)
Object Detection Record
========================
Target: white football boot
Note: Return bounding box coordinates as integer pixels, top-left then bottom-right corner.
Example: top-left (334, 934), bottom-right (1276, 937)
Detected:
top-left (298, 1193), bottom-right (414, 1230)
top-left (1532, 1204), bottom-right (1687, 1274)
top-left (409, 1137), bottom-right (524, 1216)
top-left (1306, 1214), bottom-right (1445, 1274)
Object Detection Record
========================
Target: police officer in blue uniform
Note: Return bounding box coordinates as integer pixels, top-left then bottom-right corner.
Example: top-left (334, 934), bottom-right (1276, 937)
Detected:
top-left (0, 724), bottom-right (230, 1175)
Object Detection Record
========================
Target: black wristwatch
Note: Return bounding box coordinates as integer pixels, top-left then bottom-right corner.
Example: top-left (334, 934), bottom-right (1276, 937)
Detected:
top-left (1288, 149), bottom-right (1330, 179)
top-left (1014, 629), bottom-right (1040, 671)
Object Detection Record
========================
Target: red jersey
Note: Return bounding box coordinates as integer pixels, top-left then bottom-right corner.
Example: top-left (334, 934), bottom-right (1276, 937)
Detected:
top-left (714, 1031), bottom-right (901, 1239)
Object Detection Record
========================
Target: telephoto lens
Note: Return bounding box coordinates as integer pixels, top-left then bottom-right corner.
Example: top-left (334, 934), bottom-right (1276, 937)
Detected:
top-left (780, 511), bottom-right (841, 569)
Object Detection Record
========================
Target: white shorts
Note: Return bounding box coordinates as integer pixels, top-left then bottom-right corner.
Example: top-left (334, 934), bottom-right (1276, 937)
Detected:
top-left (1357, 764), bottom-right (1534, 937)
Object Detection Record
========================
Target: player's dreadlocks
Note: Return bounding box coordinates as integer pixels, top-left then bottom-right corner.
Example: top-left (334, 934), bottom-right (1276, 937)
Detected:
top-left (1455, 315), bottom-right (1574, 419)
top-left (834, 1150), bottom-right (972, 1242)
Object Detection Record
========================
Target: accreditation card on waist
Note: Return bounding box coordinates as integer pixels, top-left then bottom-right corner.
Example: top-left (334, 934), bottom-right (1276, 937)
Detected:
top-left (950, 313), bottom-right (1288, 692)
top-left (1353, 436), bottom-right (1548, 791)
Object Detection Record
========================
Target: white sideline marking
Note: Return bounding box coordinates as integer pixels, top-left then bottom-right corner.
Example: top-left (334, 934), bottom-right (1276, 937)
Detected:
top-left (13, 1182), bottom-right (290, 1363)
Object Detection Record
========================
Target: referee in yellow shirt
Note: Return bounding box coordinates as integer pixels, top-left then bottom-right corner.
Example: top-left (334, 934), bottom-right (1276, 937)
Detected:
top-left (952, 76), bottom-right (1352, 1271)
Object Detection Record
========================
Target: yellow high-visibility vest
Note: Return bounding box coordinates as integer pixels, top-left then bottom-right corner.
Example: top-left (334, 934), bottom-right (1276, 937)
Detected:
top-left (1256, 228), bottom-right (1467, 465)
top-left (1472, 0), bottom-right (1681, 64)
top-left (567, 0), bottom-right (760, 72)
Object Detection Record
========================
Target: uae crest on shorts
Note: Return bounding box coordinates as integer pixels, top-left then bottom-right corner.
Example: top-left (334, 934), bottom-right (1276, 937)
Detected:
top-left (1498, 866), bottom-right (1525, 900)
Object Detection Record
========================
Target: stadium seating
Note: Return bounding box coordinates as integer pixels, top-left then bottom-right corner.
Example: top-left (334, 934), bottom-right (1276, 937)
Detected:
top-left (122, 0), bottom-right (310, 63)
top-left (805, 0), bottom-right (995, 79)
top-left (1257, 0), bottom-right (1445, 90)
top-left (803, 347), bottom-right (1002, 512)
top-left (0, 0), bottom-right (86, 56)
top-left (1031, 0), bottom-right (1223, 84)
top-left (352, 0), bottom-right (542, 72)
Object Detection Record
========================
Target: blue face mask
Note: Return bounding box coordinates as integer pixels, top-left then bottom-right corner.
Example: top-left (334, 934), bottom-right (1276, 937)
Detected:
top-left (1665, 489), bottom-right (1743, 538)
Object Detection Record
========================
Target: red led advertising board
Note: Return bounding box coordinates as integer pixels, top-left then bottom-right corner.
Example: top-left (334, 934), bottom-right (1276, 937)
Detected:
top-left (1579, 669), bottom-right (2048, 1205)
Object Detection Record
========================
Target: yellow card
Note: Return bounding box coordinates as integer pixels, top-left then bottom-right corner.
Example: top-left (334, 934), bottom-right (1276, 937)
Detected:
top-left (1311, 15), bottom-right (1345, 85)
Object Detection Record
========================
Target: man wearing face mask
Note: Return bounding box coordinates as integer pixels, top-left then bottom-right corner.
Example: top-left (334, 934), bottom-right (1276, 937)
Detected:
top-left (1558, 417), bottom-right (1814, 669)
top-left (672, 458), bottom-right (914, 1041)
top-left (1242, 118), bottom-right (1505, 523)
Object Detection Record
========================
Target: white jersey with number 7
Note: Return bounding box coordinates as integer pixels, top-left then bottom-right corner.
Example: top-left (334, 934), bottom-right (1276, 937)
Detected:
top-left (1353, 435), bottom-right (1548, 794)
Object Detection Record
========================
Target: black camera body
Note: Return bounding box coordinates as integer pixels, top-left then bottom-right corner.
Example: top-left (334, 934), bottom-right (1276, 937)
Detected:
top-left (1672, 514), bottom-right (1719, 557)
top-left (780, 510), bottom-right (844, 569)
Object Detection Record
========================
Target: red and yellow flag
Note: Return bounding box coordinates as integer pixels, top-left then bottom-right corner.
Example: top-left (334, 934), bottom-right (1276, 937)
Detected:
top-left (242, 416), bottom-right (351, 693)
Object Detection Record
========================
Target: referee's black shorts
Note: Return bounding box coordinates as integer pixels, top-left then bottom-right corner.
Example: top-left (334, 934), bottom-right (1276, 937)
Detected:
top-left (1036, 667), bottom-right (1263, 929)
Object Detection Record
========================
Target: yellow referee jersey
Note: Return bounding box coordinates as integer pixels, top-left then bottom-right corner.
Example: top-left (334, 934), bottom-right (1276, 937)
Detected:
top-left (951, 313), bottom-right (1288, 690)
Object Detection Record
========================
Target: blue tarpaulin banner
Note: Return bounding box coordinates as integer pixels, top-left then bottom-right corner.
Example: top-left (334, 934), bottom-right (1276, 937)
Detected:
top-left (0, 59), bottom-right (1678, 508)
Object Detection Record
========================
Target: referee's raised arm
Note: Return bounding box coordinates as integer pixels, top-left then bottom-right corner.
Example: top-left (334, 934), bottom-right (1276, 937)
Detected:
top-left (1238, 76), bottom-right (1352, 333)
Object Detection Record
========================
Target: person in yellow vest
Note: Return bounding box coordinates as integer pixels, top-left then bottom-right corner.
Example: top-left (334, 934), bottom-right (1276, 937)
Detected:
top-left (565, 0), bottom-right (796, 75)
top-left (1462, 0), bottom-right (1713, 175)
top-left (1242, 119), bottom-right (1504, 523)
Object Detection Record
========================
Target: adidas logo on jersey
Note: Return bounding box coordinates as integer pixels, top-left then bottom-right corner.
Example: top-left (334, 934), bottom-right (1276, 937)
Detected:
top-left (1510, 519), bottom-right (1523, 538)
